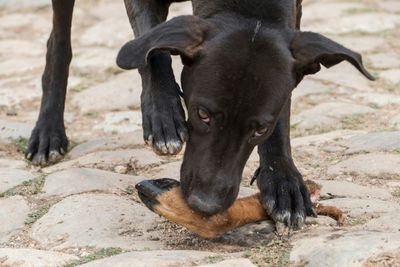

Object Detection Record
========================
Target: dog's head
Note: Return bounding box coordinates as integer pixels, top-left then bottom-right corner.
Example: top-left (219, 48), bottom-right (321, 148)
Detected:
top-left (117, 15), bottom-right (374, 215)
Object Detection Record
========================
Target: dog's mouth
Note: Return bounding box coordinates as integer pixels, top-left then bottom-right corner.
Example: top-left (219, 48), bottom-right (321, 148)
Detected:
top-left (135, 178), bottom-right (181, 211)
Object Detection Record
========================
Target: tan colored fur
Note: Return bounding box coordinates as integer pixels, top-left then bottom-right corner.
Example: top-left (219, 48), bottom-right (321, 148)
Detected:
top-left (153, 181), bottom-right (346, 238)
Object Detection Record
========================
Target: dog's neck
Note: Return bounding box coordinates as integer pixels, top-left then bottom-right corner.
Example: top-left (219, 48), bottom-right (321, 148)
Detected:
top-left (192, 0), bottom-right (297, 29)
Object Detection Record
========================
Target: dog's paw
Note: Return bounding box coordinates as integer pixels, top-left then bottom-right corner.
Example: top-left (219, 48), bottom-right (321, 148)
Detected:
top-left (26, 119), bottom-right (68, 166)
top-left (141, 87), bottom-right (188, 156)
top-left (254, 159), bottom-right (316, 230)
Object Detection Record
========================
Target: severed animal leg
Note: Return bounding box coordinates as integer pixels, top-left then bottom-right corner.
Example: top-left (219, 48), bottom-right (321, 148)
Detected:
top-left (136, 178), bottom-right (346, 238)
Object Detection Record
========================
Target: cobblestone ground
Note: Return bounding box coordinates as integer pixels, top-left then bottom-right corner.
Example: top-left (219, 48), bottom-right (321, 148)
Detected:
top-left (1, 0), bottom-right (400, 266)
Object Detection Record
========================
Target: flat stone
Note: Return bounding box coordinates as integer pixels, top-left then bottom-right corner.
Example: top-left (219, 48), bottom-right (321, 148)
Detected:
top-left (12, 74), bottom-right (80, 103)
top-left (0, 0), bottom-right (50, 8)
top-left (79, 250), bottom-right (217, 267)
top-left (68, 131), bottom-right (144, 159)
top-left (90, 2), bottom-right (127, 20)
top-left (290, 231), bottom-right (400, 267)
top-left (80, 18), bottom-right (132, 48)
top-left (72, 72), bottom-right (142, 113)
top-left (218, 220), bottom-right (275, 247)
top-left (0, 248), bottom-right (77, 267)
top-left (0, 159), bottom-right (27, 169)
top-left (292, 102), bottom-right (374, 130)
top-left (364, 250), bottom-right (400, 267)
top-left (363, 211), bottom-right (400, 233)
top-left (0, 13), bottom-right (49, 31)
top-left (378, 1), bottom-right (400, 13)
top-left (0, 72), bottom-right (45, 108)
top-left (367, 53), bottom-right (400, 69)
top-left (23, 110), bottom-right (75, 125)
top-left (292, 130), bottom-right (364, 148)
top-left (0, 119), bottom-right (33, 144)
top-left (302, 2), bottom-right (367, 21)
top-left (0, 196), bottom-right (30, 242)
top-left (313, 62), bottom-right (373, 91)
top-left (380, 69), bottom-right (400, 85)
top-left (0, 82), bottom-right (41, 107)
top-left (31, 193), bottom-right (162, 250)
top-left (351, 93), bottom-right (400, 107)
top-left (320, 198), bottom-right (396, 218)
top-left (42, 168), bottom-right (143, 197)
top-left (0, 168), bottom-right (34, 193)
top-left (199, 259), bottom-right (256, 267)
top-left (0, 58), bottom-right (43, 77)
top-left (340, 131), bottom-right (400, 154)
top-left (307, 13), bottom-right (400, 34)
top-left (0, 39), bottom-right (44, 57)
top-left (43, 149), bottom-right (163, 173)
top-left (168, 1), bottom-right (193, 18)
top-left (93, 111), bottom-right (142, 133)
top-left (389, 114), bottom-right (400, 129)
top-left (305, 215), bottom-right (337, 227)
top-left (292, 79), bottom-right (331, 101)
top-left (328, 153), bottom-right (400, 179)
top-left (72, 47), bottom-right (119, 72)
top-left (148, 161), bottom-right (181, 180)
top-left (314, 180), bottom-right (391, 200)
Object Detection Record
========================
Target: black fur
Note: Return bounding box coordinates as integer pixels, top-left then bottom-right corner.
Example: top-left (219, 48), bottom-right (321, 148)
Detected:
top-left (29, 0), bottom-right (373, 228)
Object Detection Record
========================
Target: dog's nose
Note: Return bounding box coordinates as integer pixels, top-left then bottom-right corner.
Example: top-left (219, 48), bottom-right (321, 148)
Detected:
top-left (187, 191), bottom-right (224, 216)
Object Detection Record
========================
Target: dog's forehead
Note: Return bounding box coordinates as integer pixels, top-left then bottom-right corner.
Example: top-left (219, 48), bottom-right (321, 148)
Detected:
top-left (193, 30), bottom-right (294, 96)
top-left (186, 29), bottom-right (295, 121)
top-left (202, 30), bottom-right (293, 79)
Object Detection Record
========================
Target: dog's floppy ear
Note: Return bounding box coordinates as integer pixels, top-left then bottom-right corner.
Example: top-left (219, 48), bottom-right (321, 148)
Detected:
top-left (117, 16), bottom-right (211, 69)
top-left (291, 31), bottom-right (375, 83)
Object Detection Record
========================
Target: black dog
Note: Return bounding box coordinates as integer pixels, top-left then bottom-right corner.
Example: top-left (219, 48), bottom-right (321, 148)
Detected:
top-left (27, 0), bottom-right (373, 228)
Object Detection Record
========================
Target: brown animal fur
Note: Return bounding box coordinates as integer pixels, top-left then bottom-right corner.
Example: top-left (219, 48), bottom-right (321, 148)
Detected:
top-left (152, 180), bottom-right (346, 238)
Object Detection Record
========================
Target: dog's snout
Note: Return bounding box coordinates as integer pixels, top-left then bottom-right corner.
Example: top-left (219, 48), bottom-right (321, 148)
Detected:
top-left (187, 191), bottom-right (225, 216)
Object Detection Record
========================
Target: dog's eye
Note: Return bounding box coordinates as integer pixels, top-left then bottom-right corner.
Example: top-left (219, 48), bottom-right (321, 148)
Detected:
top-left (254, 127), bottom-right (268, 137)
top-left (198, 109), bottom-right (210, 124)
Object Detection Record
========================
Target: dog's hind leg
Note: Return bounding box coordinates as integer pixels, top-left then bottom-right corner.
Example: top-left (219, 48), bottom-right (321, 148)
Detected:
top-left (122, 0), bottom-right (190, 156)
top-left (26, 0), bottom-right (75, 166)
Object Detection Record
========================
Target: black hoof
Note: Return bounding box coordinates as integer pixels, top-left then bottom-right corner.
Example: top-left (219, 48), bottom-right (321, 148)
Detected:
top-left (135, 178), bottom-right (180, 211)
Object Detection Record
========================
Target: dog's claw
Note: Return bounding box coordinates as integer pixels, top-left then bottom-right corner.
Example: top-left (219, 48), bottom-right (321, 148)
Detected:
top-left (49, 150), bottom-right (63, 164)
top-left (32, 154), bottom-right (48, 167)
top-left (179, 131), bottom-right (188, 143)
top-left (275, 222), bottom-right (290, 236)
top-left (25, 152), bottom-right (33, 160)
top-left (26, 120), bottom-right (68, 166)
top-left (250, 167), bottom-right (260, 185)
top-left (166, 140), bottom-right (183, 155)
top-left (145, 135), bottom-right (153, 146)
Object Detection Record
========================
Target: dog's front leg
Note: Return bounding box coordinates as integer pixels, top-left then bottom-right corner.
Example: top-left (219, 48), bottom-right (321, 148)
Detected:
top-left (254, 98), bottom-right (316, 230)
top-left (123, 0), bottom-right (189, 155)
top-left (26, 0), bottom-right (75, 166)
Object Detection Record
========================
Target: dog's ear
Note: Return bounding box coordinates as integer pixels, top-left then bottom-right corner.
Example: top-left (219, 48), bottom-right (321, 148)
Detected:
top-left (117, 16), bottom-right (211, 69)
top-left (291, 31), bottom-right (375, 83)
